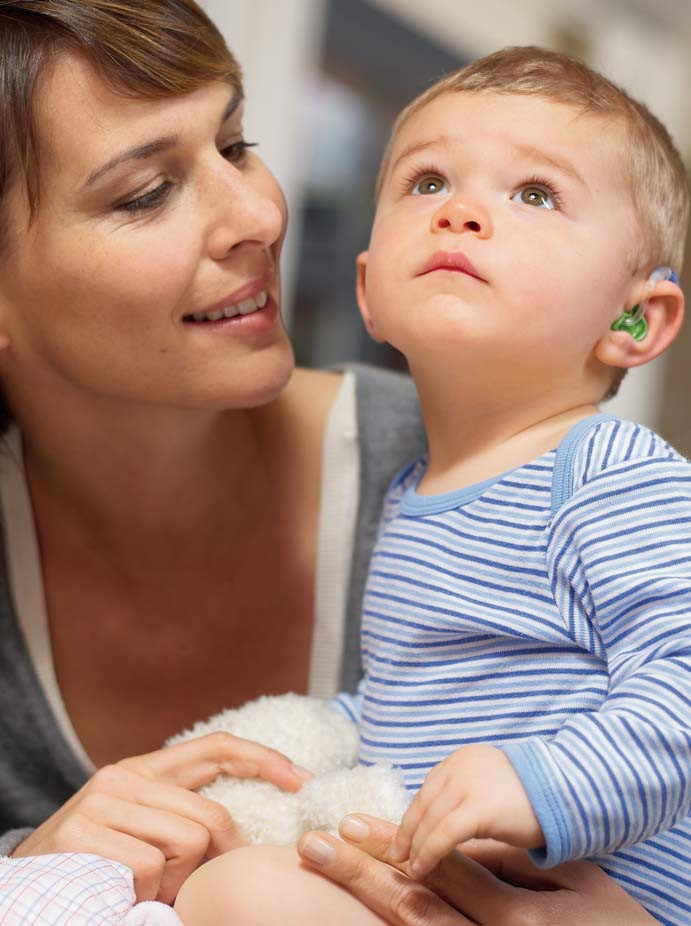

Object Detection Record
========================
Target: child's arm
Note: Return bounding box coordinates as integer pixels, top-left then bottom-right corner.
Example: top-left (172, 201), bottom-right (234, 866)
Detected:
top-left (391, 744), bottom-right (542, 876)
top-left (329, 682), bottom-right (365, 725)
top-left (500, 438), bottom-right (691, 867)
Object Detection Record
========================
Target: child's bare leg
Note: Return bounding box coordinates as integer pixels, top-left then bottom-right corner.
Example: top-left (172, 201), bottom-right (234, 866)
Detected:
top-left (174, 845), bottom-right (388, 926)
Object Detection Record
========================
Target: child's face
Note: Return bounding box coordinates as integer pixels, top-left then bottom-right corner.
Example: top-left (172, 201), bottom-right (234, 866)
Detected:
top-left (359, 92), bottom-right (640, 396)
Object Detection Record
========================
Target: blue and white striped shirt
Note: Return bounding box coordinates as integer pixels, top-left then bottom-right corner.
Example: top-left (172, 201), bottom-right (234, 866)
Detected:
top-left (334, 414), bottom-right (691, 925)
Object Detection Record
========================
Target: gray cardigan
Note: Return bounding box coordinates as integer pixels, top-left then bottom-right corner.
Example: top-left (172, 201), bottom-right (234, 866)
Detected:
top-left (0, 364), bottom-right (426, 853)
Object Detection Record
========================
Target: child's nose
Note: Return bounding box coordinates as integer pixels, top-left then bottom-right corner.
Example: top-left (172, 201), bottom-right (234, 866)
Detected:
top-left (431, 197), bottom-right (492, 238)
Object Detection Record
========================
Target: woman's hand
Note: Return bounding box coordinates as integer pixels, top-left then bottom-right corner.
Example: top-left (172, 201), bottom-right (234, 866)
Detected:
top-left (297, 814), bottom-right (659, 926)
top-left (13, 732), bottom-right (308, 904)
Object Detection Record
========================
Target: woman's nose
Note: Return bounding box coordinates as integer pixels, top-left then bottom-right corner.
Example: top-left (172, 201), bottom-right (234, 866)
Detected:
top-left (431, 196), bottom-right (493, 238)
top-left (205, 163), bottom-right (286, 261)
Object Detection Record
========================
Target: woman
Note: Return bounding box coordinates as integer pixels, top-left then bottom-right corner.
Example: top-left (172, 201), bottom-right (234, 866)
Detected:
top-left (0, 1), bottom-right (662, 923)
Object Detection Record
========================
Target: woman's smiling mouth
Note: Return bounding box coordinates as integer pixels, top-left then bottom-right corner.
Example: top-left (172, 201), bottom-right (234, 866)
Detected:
top-left (185, 289), bottom-right (268, 323)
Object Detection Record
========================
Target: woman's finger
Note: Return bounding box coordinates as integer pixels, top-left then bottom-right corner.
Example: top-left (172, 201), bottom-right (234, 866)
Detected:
top-left (121, 732), bottom-right (310, 792)
top-left (455, 840), bottom-right (661, 926)
top-left (297, 829), bottom-right (476, 926)
top-left (458, 838), bottom-right (603, 890)
top-left (79, 794), bottom-right (218, 900)
top-left (336, 815), bottom-right (517, 924)
top-left (36, 817), bottom-right (169, 902)
top-left (68, 762), bottom-right (246, 857)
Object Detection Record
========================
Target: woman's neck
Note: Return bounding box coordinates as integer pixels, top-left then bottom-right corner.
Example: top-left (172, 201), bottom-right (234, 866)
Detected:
top-left (19, 397), bottom-right (281, 564)
top-left (18, 367), bottom-right (341, 567)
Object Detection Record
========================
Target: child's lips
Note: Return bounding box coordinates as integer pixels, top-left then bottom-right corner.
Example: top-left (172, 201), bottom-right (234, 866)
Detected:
top-left (417, 250), bottom-right (487, 282)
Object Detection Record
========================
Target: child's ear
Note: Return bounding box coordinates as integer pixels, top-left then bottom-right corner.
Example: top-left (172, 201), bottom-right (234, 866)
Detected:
top-left (594, 280), bottom-right (684, 370)
top-left (355, 251), bottom-right (385, 343)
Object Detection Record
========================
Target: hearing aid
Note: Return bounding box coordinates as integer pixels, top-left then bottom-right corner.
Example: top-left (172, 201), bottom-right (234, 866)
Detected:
top-left (610, 266), bottom-right (680, 341)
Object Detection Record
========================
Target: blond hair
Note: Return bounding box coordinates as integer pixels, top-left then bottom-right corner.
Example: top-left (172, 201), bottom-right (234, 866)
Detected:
top-left (0, 0), bottom-right (241, 241)
top-left (377, 45), bottom-right (689, 274)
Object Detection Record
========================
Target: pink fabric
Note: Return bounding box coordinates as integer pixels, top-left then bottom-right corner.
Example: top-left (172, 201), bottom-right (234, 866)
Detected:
top-left (0, 853), bottom-right (181, 925)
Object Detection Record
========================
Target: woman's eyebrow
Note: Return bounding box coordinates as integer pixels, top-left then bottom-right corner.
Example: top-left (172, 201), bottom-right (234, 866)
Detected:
top-left (84, 93), bottom-right (241, 189)
top-left (85, 136), bottom-right (178, 187)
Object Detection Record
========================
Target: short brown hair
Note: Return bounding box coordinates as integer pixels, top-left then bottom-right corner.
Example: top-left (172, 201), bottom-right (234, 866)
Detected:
top-left (0, 0), bottom-right (241, 243)
top-left (377, 45), bottom-right (689, 275)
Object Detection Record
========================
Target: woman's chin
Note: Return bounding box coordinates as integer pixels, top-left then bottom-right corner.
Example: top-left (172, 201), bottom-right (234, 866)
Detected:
top-left (216, 339), bottom-right (296, 410)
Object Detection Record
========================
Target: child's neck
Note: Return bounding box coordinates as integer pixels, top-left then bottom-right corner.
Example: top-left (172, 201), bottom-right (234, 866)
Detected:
top-left (416, 385), bottom-right (601, 496)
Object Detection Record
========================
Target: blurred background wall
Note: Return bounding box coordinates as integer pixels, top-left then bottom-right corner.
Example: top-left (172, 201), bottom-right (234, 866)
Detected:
top-left (201, 0), bottom-right (691, 454)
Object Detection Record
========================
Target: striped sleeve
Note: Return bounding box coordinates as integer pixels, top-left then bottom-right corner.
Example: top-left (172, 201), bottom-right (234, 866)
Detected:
top-left (504, 421), bottom-right (691, 866)
top-left (329, 679), bottom-right (365, 725)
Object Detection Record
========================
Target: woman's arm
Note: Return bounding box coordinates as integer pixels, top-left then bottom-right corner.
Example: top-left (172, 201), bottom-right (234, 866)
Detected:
top-left (12, 733), bottom-right (308, 904)
top-left (297, 815), bottom-right (660, 926)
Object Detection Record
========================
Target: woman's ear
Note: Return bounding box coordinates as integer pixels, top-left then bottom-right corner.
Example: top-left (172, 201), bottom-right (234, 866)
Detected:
top-left (594, 279), bottom-right (684, 370)
top-left (355, 251), bottom-right (385, 343)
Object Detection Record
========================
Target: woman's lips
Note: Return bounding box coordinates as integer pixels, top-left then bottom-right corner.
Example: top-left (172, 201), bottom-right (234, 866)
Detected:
top-left (417, 251), bottom-right (486, 282)
top-left (183, 295), bottom-right (279, 334)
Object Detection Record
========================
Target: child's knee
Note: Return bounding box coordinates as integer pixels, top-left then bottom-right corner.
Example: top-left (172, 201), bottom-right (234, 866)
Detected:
top-left (175, 846), bottom-right (288, 925)
top-left (174, 844), bottom-right (386, 926)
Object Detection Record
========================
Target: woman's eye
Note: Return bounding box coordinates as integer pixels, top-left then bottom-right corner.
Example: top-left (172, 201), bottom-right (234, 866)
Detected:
top-left (221, 140), bottom-right (257, 165)
top-left (412, 175), bottom-right (447, 196)
top-left (118, 181), bottom-right (172, 213)
top-left (512, 185), bottom-right (555, 210)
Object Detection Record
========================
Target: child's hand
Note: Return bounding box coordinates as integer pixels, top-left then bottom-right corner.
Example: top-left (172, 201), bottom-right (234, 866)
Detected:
top-left (390, 744), bottom-right (544, 878)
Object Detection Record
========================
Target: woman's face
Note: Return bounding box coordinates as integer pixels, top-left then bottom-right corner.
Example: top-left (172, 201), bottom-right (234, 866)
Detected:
top-left (0, 52), bottom-right (294, 420)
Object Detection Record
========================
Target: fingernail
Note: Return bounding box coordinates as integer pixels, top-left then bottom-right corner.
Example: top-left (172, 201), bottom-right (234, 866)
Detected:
top-left (339, 815), bottom-right (369, 842)
top-left (299, 835), bottom-right (335, 866)
top-left (292, 764), bottom-right (313, 781)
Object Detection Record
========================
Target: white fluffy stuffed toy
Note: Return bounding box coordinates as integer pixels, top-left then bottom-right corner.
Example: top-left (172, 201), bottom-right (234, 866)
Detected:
top-left (168, 694), bottom-right (410, 846)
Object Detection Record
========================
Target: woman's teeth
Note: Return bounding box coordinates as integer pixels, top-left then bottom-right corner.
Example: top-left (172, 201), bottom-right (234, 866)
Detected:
top-left (190, 289), bottom-right (268, 322)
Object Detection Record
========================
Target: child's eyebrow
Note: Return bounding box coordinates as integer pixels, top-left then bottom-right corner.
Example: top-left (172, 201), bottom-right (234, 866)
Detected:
top-left (510, 142), bottom-right (588, 189)
top-left (389, 137), bottom-right (446, 174)
top-left (389, 135), bottom-right (588, 191)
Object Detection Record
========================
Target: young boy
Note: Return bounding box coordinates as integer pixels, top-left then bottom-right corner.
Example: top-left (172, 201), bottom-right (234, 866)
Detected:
top-left (176, 46), bottom-right (690, 926)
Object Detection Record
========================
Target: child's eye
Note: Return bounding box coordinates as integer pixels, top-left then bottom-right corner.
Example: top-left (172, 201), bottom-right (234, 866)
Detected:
top-left (511, 181), bottom-right (561, 210)
top-left (411, 175), bottom-right (448, 196)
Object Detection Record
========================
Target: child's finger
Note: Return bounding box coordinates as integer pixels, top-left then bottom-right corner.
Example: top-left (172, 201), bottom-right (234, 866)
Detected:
top-left (391, 776), bottom-right (445, 862)
top-left (410, 807), bottom-right (477, 879)
top-left (408, 789), bottom-right (463, 869)
top-left (389, 788), bottom-right (428, 861)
